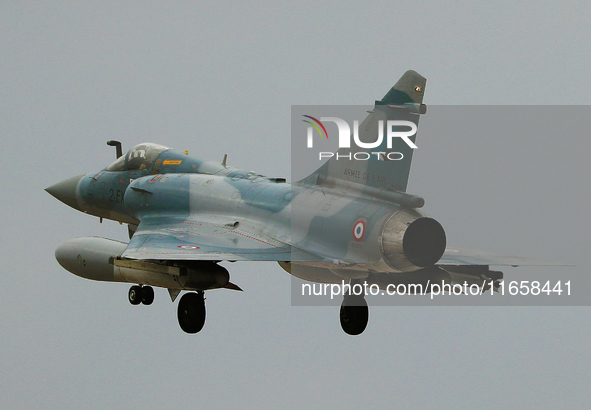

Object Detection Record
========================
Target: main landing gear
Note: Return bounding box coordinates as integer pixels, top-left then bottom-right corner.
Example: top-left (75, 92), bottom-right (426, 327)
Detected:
top-left (127, 283), bottom-right (367, 335)
top-left (339, 281), bottom-right (369, 336)
top-left (177, 291), bottom-right (206, 334)
top-left (128, 285), bottom-right (154, 305)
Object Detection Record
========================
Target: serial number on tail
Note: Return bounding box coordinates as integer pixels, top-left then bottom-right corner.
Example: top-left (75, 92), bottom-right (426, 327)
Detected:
top-left (343, 168), bottom-right (387, 184)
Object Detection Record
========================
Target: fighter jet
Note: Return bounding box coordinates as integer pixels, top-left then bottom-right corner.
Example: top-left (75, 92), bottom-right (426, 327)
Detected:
top-left (47, 71), bottom-right (516, 335)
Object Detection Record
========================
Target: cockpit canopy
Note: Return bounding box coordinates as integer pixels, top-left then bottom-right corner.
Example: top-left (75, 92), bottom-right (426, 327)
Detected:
top-left (106, 143), bottom-right (170, 172)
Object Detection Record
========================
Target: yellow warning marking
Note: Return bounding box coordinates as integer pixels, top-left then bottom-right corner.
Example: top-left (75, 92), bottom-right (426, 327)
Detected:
top-left (163, 160), bottom-right (182, 165)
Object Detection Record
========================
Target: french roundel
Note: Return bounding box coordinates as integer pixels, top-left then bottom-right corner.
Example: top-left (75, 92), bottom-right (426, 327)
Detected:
top-left (352, 219), bottom-right (366, 242)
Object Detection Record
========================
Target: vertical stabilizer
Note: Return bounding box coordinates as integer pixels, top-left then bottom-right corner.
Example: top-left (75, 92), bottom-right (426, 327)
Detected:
top-left (299, 71), bottom-right (426, 194)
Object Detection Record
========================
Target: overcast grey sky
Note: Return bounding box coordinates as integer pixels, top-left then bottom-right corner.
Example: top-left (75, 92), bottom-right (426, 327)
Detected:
top-left (2, 1), bottom-right (590, 409)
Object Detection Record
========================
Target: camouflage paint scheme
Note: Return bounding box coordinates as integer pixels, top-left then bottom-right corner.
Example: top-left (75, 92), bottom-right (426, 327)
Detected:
top-left (48, 71), bottom-right (527, 299)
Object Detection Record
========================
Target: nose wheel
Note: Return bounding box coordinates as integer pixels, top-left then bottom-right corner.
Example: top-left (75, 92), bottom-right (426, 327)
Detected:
top-left (177, 291), bottom-right (206, 334)
top-left (128, 285), bottom-right (154, 305)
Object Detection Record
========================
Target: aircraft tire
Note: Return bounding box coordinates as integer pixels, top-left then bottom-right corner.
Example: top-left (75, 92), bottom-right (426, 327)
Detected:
top-left (128, 285), bottom-right (143, 305)
top-left (339, 296), bottom-right (369, 335)
top-left (141, 286), bottom-right (154, 305)
top-left (177, 292), bottom-right (206, 334)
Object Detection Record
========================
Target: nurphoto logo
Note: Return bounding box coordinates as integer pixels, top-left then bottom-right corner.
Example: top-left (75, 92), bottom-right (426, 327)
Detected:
top-left (302, 115), bottom-right (418, 161)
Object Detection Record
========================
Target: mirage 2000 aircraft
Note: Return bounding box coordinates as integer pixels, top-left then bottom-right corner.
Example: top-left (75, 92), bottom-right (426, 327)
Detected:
top-left (47, 70), bottom-right (516, 335)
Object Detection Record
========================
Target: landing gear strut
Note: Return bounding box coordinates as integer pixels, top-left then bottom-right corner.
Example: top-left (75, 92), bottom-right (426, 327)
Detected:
top-left (340, 288), bottom-right (369, 336)
top-left (177, 291), bottom-right (206, 334)
top-left (128, 285), bottom-right (154, 306)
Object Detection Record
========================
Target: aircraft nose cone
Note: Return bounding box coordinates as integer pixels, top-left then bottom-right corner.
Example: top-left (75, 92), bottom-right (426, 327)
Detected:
top-left (45, 174), bottom-right (85, 211)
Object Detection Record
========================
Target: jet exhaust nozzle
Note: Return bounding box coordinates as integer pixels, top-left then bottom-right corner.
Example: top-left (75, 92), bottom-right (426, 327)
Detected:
top-left (380, 209), bottom-right (446, 272)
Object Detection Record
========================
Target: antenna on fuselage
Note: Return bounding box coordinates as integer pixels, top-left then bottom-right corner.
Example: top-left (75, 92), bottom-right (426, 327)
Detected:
top-left (221, 153), bottom-right (228, 167)
top-left (107, 140), bottom-right (123, 159)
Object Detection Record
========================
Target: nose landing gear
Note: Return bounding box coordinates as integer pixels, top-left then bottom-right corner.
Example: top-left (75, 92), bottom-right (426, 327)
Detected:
top-left (128, 285), bottom-right (154, 305)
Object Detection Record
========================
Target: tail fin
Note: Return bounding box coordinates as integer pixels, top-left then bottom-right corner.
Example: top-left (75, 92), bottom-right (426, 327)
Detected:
top-left (299, 70), bottom-right (426, 194)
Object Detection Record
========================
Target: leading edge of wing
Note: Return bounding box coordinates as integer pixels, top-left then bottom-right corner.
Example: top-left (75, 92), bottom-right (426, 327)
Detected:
top-left (120, 216), bottom-right (320, 262)
top-left (439, 248), bottom-right (573, 267)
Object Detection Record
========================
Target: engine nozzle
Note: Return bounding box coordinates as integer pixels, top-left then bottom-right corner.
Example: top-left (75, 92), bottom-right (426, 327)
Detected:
top-left (380, 209), bottom-right (446, 272)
